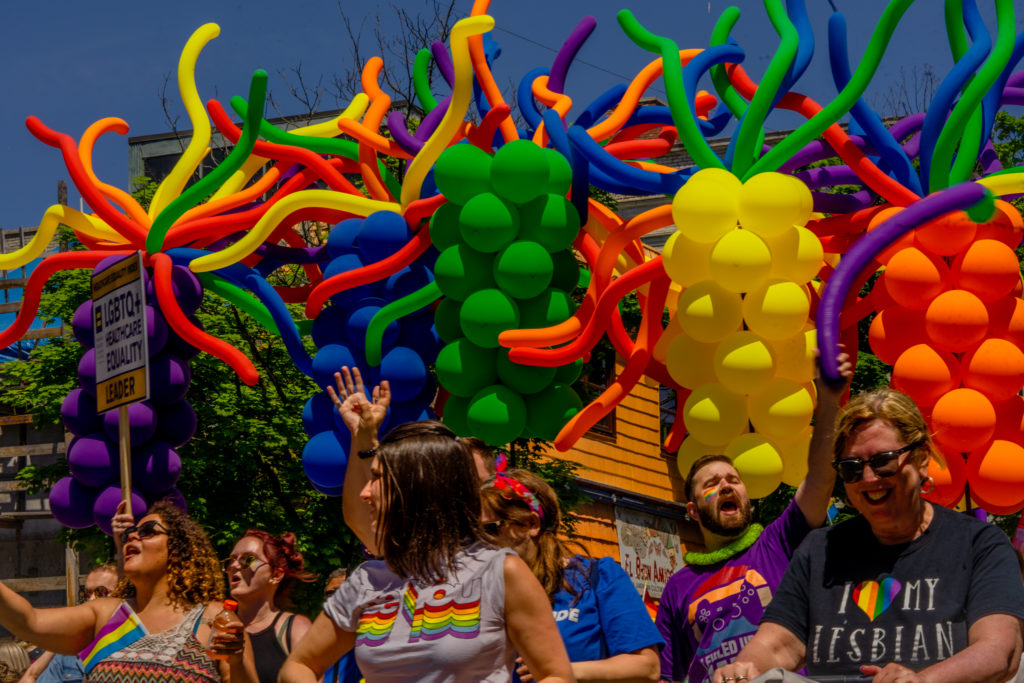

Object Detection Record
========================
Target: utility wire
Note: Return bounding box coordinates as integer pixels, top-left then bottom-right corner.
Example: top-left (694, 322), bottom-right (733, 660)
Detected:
top-left (494, 25), bottom-right (668, 97)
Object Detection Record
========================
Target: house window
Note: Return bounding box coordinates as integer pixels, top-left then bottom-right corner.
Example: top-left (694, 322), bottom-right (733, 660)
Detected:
top-left (659, 384), bottom-right (676, 446)
top-left (579, 344), bottom-right (616, 437)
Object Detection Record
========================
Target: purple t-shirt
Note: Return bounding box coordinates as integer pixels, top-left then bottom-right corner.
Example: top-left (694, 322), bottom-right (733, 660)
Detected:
top-left (655, 500), bottom-right (812, 683)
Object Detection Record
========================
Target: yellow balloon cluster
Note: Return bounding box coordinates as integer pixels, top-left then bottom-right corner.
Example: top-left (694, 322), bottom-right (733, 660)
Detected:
top-left (662, 170), bottom-right (823, 498)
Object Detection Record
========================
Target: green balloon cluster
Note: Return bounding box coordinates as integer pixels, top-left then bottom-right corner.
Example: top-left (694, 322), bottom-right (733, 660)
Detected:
top-left (432, 140), bottom-right (583, 445)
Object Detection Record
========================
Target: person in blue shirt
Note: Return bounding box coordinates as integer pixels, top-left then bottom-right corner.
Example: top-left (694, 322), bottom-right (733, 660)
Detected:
top-left (481, 462), bottom-right (663, 682)
top-left (320, 568), bottom-right (361, 683)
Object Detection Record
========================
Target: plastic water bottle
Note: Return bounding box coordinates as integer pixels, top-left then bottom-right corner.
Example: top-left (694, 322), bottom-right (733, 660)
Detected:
top-left (205, 598), bottom-right (243, 660)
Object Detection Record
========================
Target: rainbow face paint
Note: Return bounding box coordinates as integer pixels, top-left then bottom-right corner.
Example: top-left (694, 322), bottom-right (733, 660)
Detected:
top-left (703, 487), bottom-right (719, 502)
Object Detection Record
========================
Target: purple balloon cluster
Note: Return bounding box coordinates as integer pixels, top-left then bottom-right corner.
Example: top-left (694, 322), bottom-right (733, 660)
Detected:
top-left (49, 262), bottom-right (201, 534)
top-left (301, 211), bottom-right (441, 495)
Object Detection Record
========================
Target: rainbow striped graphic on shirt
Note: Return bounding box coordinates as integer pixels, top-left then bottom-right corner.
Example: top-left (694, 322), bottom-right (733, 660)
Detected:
top-left (78, 601), bottom-right (148, 673)
top-left (406, 588), bottom-right (482, 642)
top-left (355, 594), bottom-right (401, 647)
top-left (401, 582), bottom-right (419, 624)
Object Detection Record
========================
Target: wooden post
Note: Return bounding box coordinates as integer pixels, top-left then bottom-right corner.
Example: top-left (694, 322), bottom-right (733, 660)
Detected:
top-left (64, 545), bottom-right (79, 607)
top-left (119, 406), bottom-right (132, 518)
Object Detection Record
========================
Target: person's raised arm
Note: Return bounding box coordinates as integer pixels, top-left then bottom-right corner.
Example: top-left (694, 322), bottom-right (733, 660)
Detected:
top-left (861, 613), bottom-right (1022, 683)
top-left (504, 554), bottom-right (576, 683)
top-left (279, 612), bottom-right (355, 683)
top-left (795, 351), bottom-right (852, 528)
top-left (712, 622), bottom-right (806, 683)
top-left (0, 582), bottom-right (108, 654)
top-left (331, 366), bottom-right (389, 555)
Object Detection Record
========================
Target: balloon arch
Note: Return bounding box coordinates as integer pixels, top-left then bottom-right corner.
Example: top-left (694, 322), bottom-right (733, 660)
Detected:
top-left (7, 2), bottom-right (1024, 531)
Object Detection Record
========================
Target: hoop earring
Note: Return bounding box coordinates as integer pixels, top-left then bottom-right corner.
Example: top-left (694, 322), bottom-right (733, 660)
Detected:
top-left (921, 476), bottom-right (935, 495)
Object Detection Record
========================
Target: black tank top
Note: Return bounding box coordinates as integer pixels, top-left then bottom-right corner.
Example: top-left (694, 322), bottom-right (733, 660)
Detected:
top-left (249, 611), bottom-right (294, 683)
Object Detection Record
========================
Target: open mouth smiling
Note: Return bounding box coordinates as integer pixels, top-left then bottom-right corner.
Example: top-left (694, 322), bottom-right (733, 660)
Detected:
top-left (862, 489), bottom-right (893, 504)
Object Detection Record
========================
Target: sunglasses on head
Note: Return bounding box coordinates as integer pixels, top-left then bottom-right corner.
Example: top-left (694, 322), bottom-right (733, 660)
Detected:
top-left (221, 554), bottom-right (266, 573)
top-left (832, 440), bottom-right (924, 484)
top-left (79, 585), bottom-right (110, 601)
top-left (120, 519), bottom-right (169, 545)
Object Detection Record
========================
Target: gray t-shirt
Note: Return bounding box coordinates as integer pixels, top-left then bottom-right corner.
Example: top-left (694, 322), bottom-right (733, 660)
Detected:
top-left (325, 542), bottom-right (516, 682)
top-left (762, 505), bottom-right (1024, 676)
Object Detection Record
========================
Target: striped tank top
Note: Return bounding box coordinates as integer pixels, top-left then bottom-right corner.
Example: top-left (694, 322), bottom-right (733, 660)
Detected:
top-left (87, 603), bottom-right (221, 683)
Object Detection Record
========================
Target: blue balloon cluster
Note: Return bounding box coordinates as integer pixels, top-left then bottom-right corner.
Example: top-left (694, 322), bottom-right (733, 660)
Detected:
top-left (301, 210), bottom-right (441, 495)
top-left (50, 262), bottom-right (199, 534)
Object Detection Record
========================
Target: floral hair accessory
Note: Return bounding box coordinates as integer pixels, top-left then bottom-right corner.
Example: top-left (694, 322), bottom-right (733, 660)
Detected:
top-left (489, 453), bottom-right (545, 522)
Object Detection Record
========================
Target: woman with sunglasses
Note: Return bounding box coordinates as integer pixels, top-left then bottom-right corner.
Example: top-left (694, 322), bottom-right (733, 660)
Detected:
top-left (714, 389), bottom-right (1024, 683)
top-left (280, 420), bottom-right (574, 682)
top-left (0, 501), bottom-right (257, 683)
top-left (223, 530), bottom-right (314, 683)
top-left (480, 465), bottom-right (663, 683)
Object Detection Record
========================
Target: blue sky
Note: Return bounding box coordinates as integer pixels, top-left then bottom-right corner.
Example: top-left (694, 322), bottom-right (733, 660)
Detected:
top-left (0, 1), bottom-right (1016, 232)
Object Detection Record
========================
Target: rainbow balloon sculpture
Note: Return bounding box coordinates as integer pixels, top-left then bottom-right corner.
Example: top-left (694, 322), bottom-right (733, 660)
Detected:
top-left (7, 1), bottom-right (1024, 524)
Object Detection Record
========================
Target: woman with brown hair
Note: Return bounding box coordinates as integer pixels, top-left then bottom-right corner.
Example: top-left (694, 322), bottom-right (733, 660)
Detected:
top-left (481, 463), bottom-right (663, 682)
top-left (223, 530), bottom-right (314, 683)
top-left (0, 501), bottom-right (257, 682)
top-left (280, 420), bottom-right (574, 682)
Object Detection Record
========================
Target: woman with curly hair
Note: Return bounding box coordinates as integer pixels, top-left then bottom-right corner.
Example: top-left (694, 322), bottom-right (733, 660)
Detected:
top-left (0, 501), bottom-right (257, 682)
top-left (224, 529), bottom-right (314, 682)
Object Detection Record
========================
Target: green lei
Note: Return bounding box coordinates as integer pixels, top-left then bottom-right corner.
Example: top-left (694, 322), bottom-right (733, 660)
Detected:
top-left (684, 524), bottom-right (763, 566)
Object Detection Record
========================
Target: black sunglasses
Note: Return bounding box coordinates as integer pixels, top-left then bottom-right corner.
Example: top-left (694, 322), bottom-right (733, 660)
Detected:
top-left (832, 441), bottom-right (924, 484)
top-left (79, 585), bottom-right (111, 601)
top-left (481, 521), bottom-right (504, 536)
top-left (121, 519), bottom-right (169, 545)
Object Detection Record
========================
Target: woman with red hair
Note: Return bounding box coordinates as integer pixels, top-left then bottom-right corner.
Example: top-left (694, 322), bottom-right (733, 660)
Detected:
top-left (224, 530), bottom-right (315, 683)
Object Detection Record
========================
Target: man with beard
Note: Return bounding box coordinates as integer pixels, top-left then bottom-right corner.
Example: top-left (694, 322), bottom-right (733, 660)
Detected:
top-left (655, 355), bottom-right (852, 683)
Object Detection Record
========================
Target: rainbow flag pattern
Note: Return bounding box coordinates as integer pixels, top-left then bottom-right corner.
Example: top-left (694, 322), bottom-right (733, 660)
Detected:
top-left (78, 601), bottom-right (148, 673)
top-left (355, 594), bottom-right (401, 647)
top-left (407, 587), bottom-right (482, 642)
top-left (703, 487), bottom-right (718, 501)
top-left (853, 578), bottom-right (902, 622)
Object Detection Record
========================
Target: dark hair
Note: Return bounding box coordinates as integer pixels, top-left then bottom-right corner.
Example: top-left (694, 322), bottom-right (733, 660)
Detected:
top-left (684, 454), bottom-right (733, 503)
top-left (115, 501), bottom-right (224, 609)
top-left (480, 469), bottom-right (587, 602)
top-left (375, 420), bottom-right (481, 583)
top-left (460, 437), bottom-right (496, 476)
top-left (240, 529), bottom-right (316, 606)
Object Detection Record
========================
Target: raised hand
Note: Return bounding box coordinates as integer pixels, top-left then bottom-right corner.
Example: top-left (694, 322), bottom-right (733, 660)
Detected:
top-left (326, 366), bottom-right (390, 442)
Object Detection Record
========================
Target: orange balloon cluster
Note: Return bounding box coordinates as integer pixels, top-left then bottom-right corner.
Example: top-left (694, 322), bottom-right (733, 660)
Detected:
top-left (869, 202), bottom-right (1024, 511)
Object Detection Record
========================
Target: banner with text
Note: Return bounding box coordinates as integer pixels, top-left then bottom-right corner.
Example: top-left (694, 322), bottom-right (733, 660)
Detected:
top-left (614, 506), bottom-right (685, 599)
